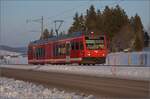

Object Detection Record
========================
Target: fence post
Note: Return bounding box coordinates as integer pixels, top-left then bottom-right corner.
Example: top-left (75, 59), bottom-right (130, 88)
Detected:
top-left (128, 52), bottom-right (131, 65)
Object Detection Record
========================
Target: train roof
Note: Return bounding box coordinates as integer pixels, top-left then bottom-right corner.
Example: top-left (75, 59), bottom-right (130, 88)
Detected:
top-left (30, 32), bottom-right (83, 45)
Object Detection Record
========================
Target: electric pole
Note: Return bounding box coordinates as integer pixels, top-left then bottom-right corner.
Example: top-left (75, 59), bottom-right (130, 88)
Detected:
top-left (41, 16), bottom-right (44, 34)
top-left (26, 16), bottom-right (44, 35)
top-left (54, 20), bottom-right (64, 37)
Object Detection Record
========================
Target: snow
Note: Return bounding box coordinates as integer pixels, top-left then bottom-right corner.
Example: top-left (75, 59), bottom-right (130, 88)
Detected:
top-left (0, 77), bottom-right (96, 99)
top-left (0, 50), bottom-right (28, 64)
top-left (0, 64), bottom-right (38, 70)
top-left (0, 51), bottom-right (150, 81)
top-left (1, 64), bottom-right (149, 81)
top-left (37, 65), bottom-right (150, 81)
top-left (0, 50), bottom-right (21, 56)
top-left (0, 56), bottom-right (28, 65)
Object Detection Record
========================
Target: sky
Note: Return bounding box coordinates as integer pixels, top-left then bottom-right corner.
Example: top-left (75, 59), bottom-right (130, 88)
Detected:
top-left (0, 0), bottom-right (150, 47)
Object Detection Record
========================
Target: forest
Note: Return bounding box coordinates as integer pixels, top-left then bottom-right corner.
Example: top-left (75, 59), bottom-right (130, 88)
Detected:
top-left (40, 5), bottom-right (146, 52)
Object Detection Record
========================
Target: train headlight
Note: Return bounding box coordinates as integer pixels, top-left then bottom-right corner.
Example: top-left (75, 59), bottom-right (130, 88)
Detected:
top-left (94, 50), bottom-right (98, 53)
top-left (88, 53), bottom-right (91, 56)
top-left (102, 53), bottom-right (105, 56)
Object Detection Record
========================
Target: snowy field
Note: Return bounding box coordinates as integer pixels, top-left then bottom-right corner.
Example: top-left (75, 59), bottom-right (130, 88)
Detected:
top-left (0, 77), bottom-right (96, 99)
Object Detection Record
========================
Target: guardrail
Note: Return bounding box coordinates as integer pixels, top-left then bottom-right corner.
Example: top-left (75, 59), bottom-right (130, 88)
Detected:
top-left (106, 52), bottom-right (150, 66)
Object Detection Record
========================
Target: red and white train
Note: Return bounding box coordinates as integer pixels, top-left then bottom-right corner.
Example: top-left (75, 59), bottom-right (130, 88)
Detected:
top-left (28, 32), bottom-right (108, 65)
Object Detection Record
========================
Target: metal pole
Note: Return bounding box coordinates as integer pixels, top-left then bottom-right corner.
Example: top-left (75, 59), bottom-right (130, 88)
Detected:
top-left (54, 20), bottom-right (64, 37)
top-left (41, 16), bottom-right (43, 34)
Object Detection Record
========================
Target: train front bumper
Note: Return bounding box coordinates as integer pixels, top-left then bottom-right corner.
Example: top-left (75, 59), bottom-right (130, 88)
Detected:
top-left (81, 57), bottom-right (106, 64)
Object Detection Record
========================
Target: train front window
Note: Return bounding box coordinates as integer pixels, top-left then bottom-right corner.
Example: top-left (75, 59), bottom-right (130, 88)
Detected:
top-left (85, 37), bottom-right (104, 50)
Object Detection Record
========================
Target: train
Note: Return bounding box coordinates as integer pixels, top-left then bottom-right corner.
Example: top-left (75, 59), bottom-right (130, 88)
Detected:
top-left (28, 31), bottom-right (108, 65)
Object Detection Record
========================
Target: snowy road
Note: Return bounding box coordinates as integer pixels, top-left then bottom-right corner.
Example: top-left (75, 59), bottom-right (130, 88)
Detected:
top-left (0, 67), bottom-right (149, 98)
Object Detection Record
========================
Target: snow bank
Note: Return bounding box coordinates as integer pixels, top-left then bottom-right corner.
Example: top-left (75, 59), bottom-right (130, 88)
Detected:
top-left (0, 77), bottom-right (96, 99)
top-left (0, 56), bottom-right (28, 65)
top-left (0, 64), bottom-right (38, 70)
top-left (106, 52), bottom-right (150, 66)
top-left (37, 65), bottom-right (150, 81)
top-left (1, 64), bottom-right (149, 81)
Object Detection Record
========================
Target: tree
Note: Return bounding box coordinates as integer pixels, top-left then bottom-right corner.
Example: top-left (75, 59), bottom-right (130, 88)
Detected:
top-left (130, 14), bottom-right (144, 51)
top-left (68, 12), bottom-right (79, 33)
top-left (144, 32), bottom-right (149, 47)
top-left (103, 5), bottom-right (129, 39)
top-left (49, 29), bottom-right (54, 37)
top-left (85, 5), bottom-right (97, 33)
top-left (68, 5), bottom-right (144, 52)
top-left (40, 28), bottom-right (49, 40)
top-left (96, 9), bottom-right (103, 34)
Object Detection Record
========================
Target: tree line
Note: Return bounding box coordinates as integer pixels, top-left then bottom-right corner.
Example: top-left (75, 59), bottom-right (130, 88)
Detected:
top-left (68, 5), bottom-right (146, 52)
top-left (40, 5), bottom-right (148, 52)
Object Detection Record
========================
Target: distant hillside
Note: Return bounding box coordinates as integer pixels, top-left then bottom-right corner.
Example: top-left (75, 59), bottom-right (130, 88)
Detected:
top-left (0, 45), bottom-right (27, 54)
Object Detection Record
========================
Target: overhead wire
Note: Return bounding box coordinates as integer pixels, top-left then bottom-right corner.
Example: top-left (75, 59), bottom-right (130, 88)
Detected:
top-left (46, 0), bottom-right (92, 30)
top-left (27, 0), bottom-right (123, 33)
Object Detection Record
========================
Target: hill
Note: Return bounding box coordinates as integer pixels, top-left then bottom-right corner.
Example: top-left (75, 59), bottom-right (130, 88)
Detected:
top-left (0, 45), bottom-right (27, 54)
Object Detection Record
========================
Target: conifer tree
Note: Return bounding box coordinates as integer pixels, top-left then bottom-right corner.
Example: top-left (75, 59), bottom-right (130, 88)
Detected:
top-left (40, 28), bottom-right (49, 40)
top-left (85, 5), bottom-right (97, 32)
top-left (132, 14), bottom-right (144, 51)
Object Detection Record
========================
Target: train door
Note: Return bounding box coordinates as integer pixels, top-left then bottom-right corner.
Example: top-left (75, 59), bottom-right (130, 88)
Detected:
top-left (66, 42), bottom-right (71, 63)
top-left (33, 46), bottom-right (36, 60)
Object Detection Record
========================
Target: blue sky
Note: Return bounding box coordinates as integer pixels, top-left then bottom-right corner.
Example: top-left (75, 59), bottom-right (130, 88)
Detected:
top-left (0, 0), bottom-right (150, 47)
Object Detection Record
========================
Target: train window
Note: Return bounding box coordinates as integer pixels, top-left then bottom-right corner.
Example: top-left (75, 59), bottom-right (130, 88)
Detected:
top-left (66, 43), bottom-right (71, 55)
top-left (41, 48), bottom-right (42, 57)
top-left (58, 45), bottom-right (62, 56)
top-left (38, 48), bottom-right (41, 57)
top-left (56, 45), bottom-right (59, 56)
top-left (53, 45), bottom-right (55, 56)
top-left (28, 47), bottom-right (32, 53)
top-left (71, 42), bottom-right (75, 50)
top-left (75, 42), bottom-right (79, 50)
top-left (79, 42), bottom-right (84, 50)
top-left (38, 48), bottom-right (40, 57)
top-left (100, 37), bottom-right (104, 40)
top-left (54, 45), bottom-right (57, 56)
top-left (53, 43), bottom-right (66, 56)
top-left (43, 48), bottom-right (45, 57)
top-left (40, 48), bottom-right (42, 57)
top-left (36, 48), bottom-right (39, 58)
top-left (59, 44), bottom-right (65, 56)
top-left (62, 44), bottom-right (66, 55)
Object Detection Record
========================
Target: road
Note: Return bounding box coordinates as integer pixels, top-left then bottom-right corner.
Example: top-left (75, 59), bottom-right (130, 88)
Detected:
top-left (0, 67), bottom-right (149, 98)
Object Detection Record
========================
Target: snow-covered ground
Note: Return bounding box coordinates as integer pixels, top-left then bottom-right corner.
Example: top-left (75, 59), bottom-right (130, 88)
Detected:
top-left (0, 56), bottom-right (28, 65)
top-left (0, 50), bottom-right (21, 56)
top-left (1, 65), bottom-right (149, 81)
top-left (0, 77), bottom-right (96, 99)
top-left (37, 65), bottom-right (150, 81)
top-left (0, 49), bottom-right (27, 64)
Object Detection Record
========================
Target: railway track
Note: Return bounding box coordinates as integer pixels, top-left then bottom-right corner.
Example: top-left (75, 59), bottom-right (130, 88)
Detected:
top-left (0, 66), bottom-right (149, 98)
top-left (1, 63), bottom-right (149, 67)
